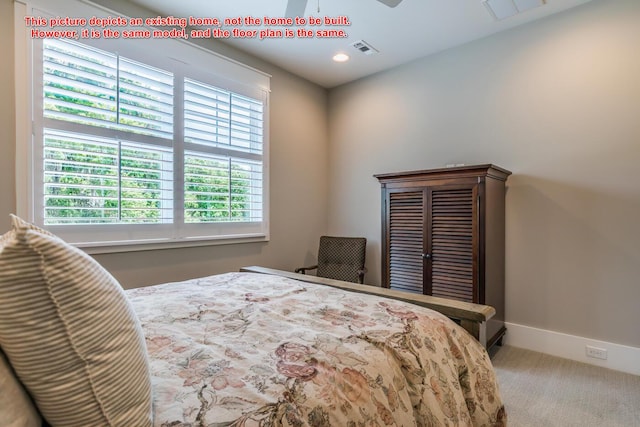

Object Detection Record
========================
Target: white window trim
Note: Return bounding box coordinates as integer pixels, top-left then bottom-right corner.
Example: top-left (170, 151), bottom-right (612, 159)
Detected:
top-left (14, 0), bottom-right (271, 253)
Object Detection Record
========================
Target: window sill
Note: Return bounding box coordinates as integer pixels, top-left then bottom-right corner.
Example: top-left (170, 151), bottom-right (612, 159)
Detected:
top-left (77, 234), bottom-right (269, 254)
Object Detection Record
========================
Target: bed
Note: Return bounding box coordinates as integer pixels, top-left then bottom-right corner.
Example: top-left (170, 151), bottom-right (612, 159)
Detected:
top-left (0, 215), bottom-right (506, 427)
top-left (127, 269), bottom-right (505, 426)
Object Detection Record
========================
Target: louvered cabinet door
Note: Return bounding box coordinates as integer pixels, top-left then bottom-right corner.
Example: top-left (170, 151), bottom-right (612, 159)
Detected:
top-left (425, 184), bottom-right (478, 302)
top-left (386, 191), bottom-right (424, 293)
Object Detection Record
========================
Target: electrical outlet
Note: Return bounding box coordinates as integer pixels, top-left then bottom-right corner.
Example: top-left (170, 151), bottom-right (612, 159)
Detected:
top-left (585, 345), bottom-right (608, 360)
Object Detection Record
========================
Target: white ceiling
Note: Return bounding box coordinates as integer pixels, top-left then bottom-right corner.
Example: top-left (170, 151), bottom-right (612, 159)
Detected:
top-left (125, 0), bottom-right (593, 88)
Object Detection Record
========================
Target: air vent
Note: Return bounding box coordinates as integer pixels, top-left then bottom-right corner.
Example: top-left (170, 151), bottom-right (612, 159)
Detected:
top-left (351, 40), bottom-right (379, 56)
top-left (483, 0), bottom-right (546, 21)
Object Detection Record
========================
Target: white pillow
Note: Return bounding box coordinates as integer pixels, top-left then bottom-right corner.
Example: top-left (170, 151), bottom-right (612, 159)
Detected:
top-left (0, 215), bottom-right (152, 427)
top-left (0, 351), bottom-right (41, 427)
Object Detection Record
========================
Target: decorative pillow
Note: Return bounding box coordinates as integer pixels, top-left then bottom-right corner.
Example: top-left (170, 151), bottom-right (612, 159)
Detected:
top-left (0, 351), bottom-right (41, 427)
top-left (0, 215), bottom-right (152, 427)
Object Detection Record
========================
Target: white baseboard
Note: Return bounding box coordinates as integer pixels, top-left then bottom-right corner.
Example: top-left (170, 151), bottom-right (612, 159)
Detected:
top-left (503, 322), bottom-right (640, 376)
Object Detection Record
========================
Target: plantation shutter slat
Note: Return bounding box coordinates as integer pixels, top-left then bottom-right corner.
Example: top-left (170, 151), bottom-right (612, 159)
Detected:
top-left (42, 39), bottom-right (175, 226)
top-left (428, 187), bottom-right (476, 302)
top-left (184, 153), bottom-right (263, 223)
top-left (183, 78), bottom-right (264, 224)
top-left (118, 57), bottom-right (174, 139)
top-left (43, 39), bottom-right (118, 127)
top-left (43, 130), bottom-right (173, 225)
top-left (43, 39), bottom-right (174, 140)
top-left (388, 191), bottom-right (424, 294)
top-left (184, 79), bottom-right (263, 155)
top-left (41, 38), bottom-right (266, 228)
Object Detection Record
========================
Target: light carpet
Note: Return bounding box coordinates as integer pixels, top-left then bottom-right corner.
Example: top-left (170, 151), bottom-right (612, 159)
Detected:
top-left (491, 346), bottom-right (640, 426)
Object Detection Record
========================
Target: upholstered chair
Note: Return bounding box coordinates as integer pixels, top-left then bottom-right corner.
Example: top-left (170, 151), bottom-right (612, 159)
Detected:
top-left (295, 236), bottom-right (367, 284)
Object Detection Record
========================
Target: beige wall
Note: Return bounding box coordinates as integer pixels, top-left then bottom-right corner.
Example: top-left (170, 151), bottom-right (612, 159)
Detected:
top-left (328, 0), bottom-right (640, 347)
top-left (2, 0), bottom-right (329, 288)
top-left (1, 0), bottom-right (16, 234)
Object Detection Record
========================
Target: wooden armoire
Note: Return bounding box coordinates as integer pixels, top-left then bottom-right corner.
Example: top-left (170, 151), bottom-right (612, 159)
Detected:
top-left (375, 164), bottom-right (511, 348)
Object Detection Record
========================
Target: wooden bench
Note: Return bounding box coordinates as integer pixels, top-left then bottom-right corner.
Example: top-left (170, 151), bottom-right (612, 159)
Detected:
top-left (240, 266), bottom-right (495, 347)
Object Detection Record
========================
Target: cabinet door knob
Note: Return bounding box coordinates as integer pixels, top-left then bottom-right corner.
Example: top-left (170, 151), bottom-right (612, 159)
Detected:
top-left (422, 253), bottom-right (431, 259)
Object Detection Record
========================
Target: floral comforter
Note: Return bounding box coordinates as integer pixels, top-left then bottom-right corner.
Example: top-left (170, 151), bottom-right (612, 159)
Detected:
top-left (126, 272), bottom-right (506, 426)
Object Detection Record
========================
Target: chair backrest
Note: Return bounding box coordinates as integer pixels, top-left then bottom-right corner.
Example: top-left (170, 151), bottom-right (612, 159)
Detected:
top-left (315, 236), bottom-right (366, 283)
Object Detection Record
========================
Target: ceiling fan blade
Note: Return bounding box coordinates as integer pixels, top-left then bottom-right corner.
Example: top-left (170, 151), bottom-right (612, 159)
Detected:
top-left (377, 0), bottom-right (403, 7)
top-left (285, 0), bottom-right (308, 18)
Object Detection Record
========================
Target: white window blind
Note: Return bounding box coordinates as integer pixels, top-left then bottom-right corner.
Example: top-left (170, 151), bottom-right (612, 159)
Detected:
top-left (42, 39), bottom-right (175, 227)
top-left (43, 39), bottom-right (174, 138)
top-left (22, 0), bottom-right (270, 250)
top-left (184, 79), bottom-right (263, 154)
top-left (184, 152), bottom-right (263, 223)
top-left (182, 78), bottom-right (264, 226)
top-left (43, 130), bottom-right (173, 225)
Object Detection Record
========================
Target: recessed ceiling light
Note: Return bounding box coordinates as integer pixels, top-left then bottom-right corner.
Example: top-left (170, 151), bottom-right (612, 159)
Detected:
top-left (332, 53), bottom-right (350, 62)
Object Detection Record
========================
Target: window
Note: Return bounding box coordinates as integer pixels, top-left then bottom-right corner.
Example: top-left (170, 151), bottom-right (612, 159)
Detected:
top-left (42, 39), bottom-right (174, 226)
top-left (19, 1), bottom-right (270, 251)
top-left (182, 78), bottom-right (264, 224)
